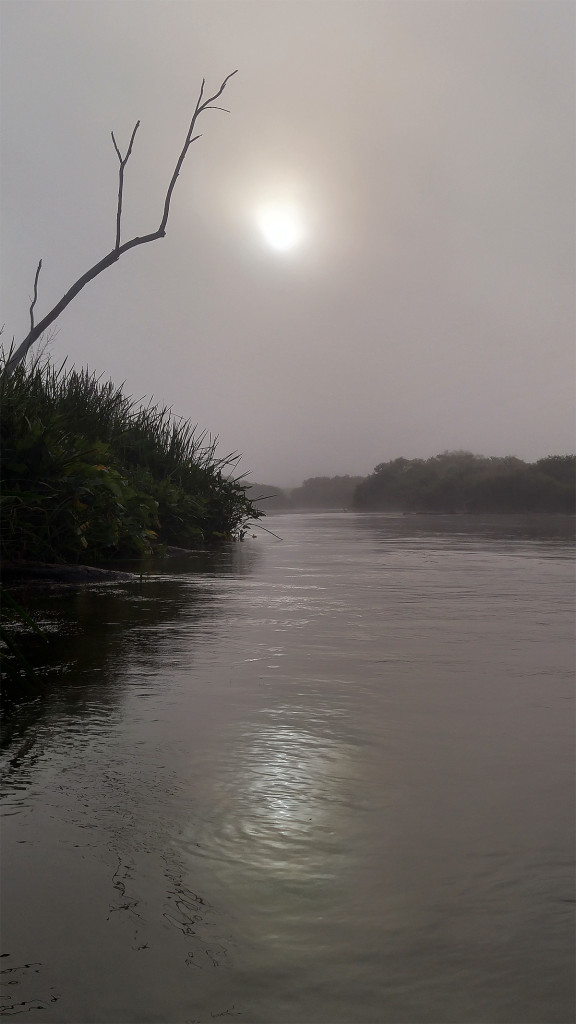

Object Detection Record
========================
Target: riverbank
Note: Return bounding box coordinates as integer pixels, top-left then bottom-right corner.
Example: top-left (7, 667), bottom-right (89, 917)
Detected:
top-left (0, 355), bottom-right (263, 689)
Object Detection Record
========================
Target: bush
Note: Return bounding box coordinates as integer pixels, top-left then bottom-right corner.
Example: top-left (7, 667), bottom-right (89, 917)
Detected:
top-left (0, 355), bottom-right (262, 562)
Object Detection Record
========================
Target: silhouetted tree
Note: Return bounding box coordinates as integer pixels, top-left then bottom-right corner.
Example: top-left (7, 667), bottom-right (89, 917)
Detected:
top-left (5, 72), bottom-right (237, 376)
top-left (535, 455), bottom-right (576, 486)
top-left (290, 475), bottom-right (364, 508)
top-left (246, 484), bottom-right (292, 511)
top-left (353, 452), bottom-right (575, 513)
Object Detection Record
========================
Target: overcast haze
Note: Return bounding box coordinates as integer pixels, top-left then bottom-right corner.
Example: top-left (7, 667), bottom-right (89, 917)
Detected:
top-left (1, 1), bottom-right (574, 485)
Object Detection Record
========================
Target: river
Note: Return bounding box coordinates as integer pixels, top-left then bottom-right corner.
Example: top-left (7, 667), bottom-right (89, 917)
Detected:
top-left (1, 513), bottom-right (574, 1024)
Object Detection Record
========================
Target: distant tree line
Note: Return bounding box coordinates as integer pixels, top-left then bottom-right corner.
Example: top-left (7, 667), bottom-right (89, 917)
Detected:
top-left (249, 453), bottom-right (575, 515)
top-left (290, 475), bottom-right (364, 508)
top-left (246, 484), bottom-right (292, 511)
top-left (247, 475), bottom-right (363, 511)
top-left (353, 452), bottom-right (575, 514)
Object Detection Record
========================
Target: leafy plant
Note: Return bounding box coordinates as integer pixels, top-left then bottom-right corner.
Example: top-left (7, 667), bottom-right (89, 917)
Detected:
top-left (0, 353), bottom-right (263, 563)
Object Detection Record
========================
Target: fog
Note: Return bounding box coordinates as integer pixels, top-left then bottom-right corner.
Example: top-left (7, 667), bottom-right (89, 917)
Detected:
top-left (1, 1), bottom-right (574, 485)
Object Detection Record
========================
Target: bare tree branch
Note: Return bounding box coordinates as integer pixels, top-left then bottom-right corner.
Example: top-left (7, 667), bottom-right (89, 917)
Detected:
top-left (112, 120), bottom-right (140, 249)
top-left (157, 70), bottom-right (238, 237)
top-left (110, 132), bottom-right (122, 162)
top-left (5, 71), bottom-right (238, 376)
top-left (29, 259), bottom-right (42, 333)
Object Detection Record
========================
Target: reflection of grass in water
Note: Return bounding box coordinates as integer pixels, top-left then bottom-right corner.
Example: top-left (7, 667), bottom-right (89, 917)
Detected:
top-left (1, 546), bottom-right (259, 722)
top-left (0, 588), bottom-right (50, 687)
top-left (1, 582), bottom-right (177, 706)
top-left (0, 353), bottom-right (263, 699)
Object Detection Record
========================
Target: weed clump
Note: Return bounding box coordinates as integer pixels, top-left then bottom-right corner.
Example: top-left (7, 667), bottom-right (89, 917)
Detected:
top-left (0, 355), bottom-right (262, 563)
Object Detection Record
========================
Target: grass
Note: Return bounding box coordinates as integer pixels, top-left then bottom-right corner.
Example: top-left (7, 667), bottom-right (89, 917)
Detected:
top-left (0, 352), bottom-right (263, 563)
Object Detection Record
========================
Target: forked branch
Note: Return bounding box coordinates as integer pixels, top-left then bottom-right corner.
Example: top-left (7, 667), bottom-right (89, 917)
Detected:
top-left (158, 70), bottom-right (237, 236)
top-left (5, 71), bottom-right (238, 376)
top-left (112, 120), bottom-right (140, 249)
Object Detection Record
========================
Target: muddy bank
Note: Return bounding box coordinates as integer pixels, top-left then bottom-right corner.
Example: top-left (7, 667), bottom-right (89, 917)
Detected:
top-left (1, 561), bottom-right (136, 584)
top-left (1, 547), bottom-right (201, 586)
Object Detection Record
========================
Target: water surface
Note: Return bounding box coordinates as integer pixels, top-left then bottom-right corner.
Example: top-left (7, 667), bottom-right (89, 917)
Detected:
top-left (1, 514), bottom-right (574, 1023)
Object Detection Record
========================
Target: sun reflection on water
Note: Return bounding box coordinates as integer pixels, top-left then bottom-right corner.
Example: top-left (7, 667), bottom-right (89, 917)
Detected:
top-left (188, 712), bottom-right (357, 882)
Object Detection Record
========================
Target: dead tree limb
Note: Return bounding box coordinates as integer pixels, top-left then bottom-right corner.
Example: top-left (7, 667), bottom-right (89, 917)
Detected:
top-left (112, 120), bottom-right (140, 250)
top-left (29, 259), bottom-right (42, 333)
top-left (5, 70), bottom-right (238, 376)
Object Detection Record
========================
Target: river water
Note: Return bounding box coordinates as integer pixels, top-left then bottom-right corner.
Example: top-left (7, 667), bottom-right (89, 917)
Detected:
top-left (1, 513), bottom-right (574, 1024)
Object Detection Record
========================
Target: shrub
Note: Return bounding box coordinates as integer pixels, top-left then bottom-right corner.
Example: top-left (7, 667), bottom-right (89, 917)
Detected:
top-left (0, 354), bottom-right (262, 562)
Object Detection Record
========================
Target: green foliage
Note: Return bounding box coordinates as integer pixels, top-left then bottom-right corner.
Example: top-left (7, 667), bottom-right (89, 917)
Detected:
top-left (0, 355), bottom-right (263, 563)
top-left (353, 451), bottom-right (576, 513)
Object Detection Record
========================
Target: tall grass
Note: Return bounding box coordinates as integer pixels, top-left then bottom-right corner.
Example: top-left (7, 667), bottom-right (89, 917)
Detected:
top-left (0, 353), bottom-right (262, 562)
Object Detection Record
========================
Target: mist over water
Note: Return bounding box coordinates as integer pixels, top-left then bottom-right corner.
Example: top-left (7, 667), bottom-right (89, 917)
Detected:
top-left (1, 514), bottom-right (574, 1023)
top-left (2, 2), bottom-right (574, 480)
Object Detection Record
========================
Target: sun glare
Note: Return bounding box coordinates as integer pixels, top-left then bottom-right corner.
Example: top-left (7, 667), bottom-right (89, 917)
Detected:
top-left (256, 202), bottom-right (305, 252)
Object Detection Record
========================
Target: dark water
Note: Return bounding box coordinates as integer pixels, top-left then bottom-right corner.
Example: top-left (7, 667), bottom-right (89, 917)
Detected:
top-left (1, 514), bottom-right (574, 1024)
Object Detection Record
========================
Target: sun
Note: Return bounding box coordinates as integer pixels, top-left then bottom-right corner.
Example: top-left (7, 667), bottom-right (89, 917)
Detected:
top-left (256, 201), bottom-right (306, 252)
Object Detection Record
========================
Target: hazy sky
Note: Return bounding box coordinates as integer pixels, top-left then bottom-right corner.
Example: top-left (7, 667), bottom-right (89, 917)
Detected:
top-left (1, 1), bottom-right (574, 485)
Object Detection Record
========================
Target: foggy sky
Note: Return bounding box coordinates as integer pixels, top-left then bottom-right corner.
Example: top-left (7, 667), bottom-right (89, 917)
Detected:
top-left (1, 1), bottom-right (574, 485)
